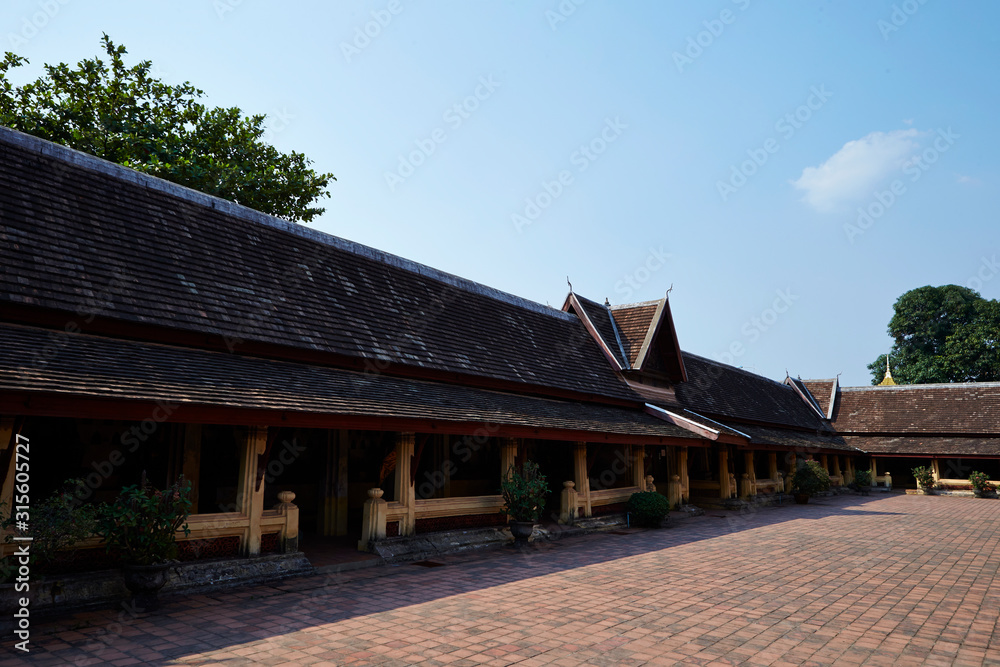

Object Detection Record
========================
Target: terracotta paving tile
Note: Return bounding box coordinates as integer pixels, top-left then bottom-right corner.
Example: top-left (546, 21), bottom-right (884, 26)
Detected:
top-left (7, 495), bottom-right (1000, 665)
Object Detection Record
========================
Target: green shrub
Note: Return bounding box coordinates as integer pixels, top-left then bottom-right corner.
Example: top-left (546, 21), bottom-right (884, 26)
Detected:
top-left (500, 461), bottom-right (550, 523)
top-left (969, 471), bottom-right (992, 495)
top-left (853, 469), bottom-right (873, 488)
top-left (912, 466), bottom-right (936, 489)
top-left (2, 480), bottom-right (98, 572)
top-left (96, 473), bottom-right (192, 565)
top-left (627, 491), bottom-right (670, 528)
top-left (792, 460), bottom-right (831, 496)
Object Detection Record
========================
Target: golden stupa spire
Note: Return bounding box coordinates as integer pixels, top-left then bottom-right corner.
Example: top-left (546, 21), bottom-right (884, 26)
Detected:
top-left (878, 355), bottom-right (897, 386)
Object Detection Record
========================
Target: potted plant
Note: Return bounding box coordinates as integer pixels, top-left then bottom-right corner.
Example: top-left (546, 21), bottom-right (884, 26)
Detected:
top-left (96, 473), bottom-right (191, 610)
top-left (969, 471), bottom-right (992, 498)
top-left (626, 491), bottom-right (670, 528)
top-left (791, 460), bottom-right (831, 504)
top-left (912, 466), bottom-right (936, 494)
top-left (853, 469), bottom-right (873, 495)
top-left (500, 461), bottom-right (550, 544)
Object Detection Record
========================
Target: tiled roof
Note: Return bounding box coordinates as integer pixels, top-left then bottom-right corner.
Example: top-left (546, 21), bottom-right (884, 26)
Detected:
top-left (0, 323), bottom-right (702, 441)
top-left (842, 435), bottom-right (1000, 457)
top-left (833, 384), bottom-right (1000, 435)
top-left (729, 424), bottom-right (856, 452)
top-left (568, 294), bottom-right (628, 369)
top-left (0, 128), bottom-right (636, 403)
top-left (609, 301), bottom-right (658, 367)
top-left (802, 379), bottom-right (837, 419)
top-left (673, 353), bottom-right (832, 432)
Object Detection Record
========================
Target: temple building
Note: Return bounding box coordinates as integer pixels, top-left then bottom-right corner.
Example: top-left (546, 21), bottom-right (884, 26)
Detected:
top-left (1, 124), bottom-right (998, 600)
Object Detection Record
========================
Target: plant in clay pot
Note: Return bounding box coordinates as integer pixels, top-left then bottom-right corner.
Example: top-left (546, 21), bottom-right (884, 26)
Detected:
top-left (96, 473), bottom-right (191, 610)
top-left (791, 460), bottom-right (831, 504)
top-left (500, 461), bottom-right (549, 544)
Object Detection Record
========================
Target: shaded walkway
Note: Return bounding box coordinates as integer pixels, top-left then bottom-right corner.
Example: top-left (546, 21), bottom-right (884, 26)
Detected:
top-left (9, 494), bottom-right (1000, 665)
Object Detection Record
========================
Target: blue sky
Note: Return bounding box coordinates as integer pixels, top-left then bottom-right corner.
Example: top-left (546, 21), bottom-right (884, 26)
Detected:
top-left (4, 0), bottom-right (998, 386)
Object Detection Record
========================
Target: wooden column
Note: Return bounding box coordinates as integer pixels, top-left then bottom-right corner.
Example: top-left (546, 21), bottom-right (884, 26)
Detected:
top-left (719, 447), bottom-right (730, 499)
top-left (679, 447), bottom-right (689, 503)
top-left (931, 459), bottom-right (941, 483)
top-left (321, 430), bottom-right (350, 537)
top-left (632, 445), bottom-right (645, 489)
top-left (768, 452), bottom-right (778, 484)
top-left (574, 442), bottom-right (591, 517)
top-left (820, 454), bottom-right (829, 474)
top-left (0, 418), bottom-right (18, 515)
top-left (501, 438), bottom-right (518, 480)
top-left (744, 451), bottom-right (756, 496)
top-left (237, 426), bottom-right (268, 556)
top-left (182, 424), bottom-right (202, 511)
top-left (395, 432), bottom-right (416, 536)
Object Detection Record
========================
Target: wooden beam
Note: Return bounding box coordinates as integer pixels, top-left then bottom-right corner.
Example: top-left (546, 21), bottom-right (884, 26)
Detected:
top-left (0, 392), bottom-right (709, 448)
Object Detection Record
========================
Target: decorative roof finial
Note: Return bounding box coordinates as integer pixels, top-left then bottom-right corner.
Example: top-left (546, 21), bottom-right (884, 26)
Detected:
top-left (567, 276), bottom-right (573, 293)
top-left (878, 354), bottom-right (897, 386)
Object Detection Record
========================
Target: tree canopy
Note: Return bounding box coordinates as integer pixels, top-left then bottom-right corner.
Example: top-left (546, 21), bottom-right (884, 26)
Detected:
top-left (869, 285), bottom-right (1000, 384)
top-left (0, 35), bottom-right (334, 223)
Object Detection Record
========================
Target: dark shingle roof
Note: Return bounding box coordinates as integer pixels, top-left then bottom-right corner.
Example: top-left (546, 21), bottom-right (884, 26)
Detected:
top-left (802, 379), bottom-right (837, 419)
top-left (0, 128), bottom-right (635, 403)
top-left (569, 294), bottom-right (628, 369)
top-left (833, 384), bottom-right (1000, 435)
top-left (609, 301), bottom-right (658, 367)
top-left (0, 323), bottom-right (701, 440)
top-left (842, 435), bottom-right (1000, 457)
top-left (728, 424), bottom-right (856, 452)
top-left (674, 353), bottom-right (832, 431)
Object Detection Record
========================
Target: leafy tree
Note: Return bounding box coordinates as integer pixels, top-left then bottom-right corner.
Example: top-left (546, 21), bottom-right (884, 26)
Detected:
top-left (869, 285), bottom-right (1000, 384)
top-left (0, 35), bottom-right (334, 223)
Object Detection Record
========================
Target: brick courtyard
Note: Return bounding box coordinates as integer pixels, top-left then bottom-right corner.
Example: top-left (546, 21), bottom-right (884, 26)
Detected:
top-left (8, 494), bottom-right (1000, 666)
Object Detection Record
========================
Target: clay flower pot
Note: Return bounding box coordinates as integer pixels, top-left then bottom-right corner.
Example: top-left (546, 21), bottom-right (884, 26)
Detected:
top-left (122, 562), bottom-right (171, 611)
top-left (509, 521), bottom-right (535, 545)
top-left (793, 493), bottom-right (810, 505)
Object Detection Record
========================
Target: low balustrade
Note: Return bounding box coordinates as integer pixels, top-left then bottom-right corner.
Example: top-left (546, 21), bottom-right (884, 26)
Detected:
top-left (0, 492), bottom-right (300, 559)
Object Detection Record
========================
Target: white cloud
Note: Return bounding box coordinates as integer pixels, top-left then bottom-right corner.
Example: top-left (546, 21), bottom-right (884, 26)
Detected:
top-left (956, 174), bottom-right (981, 186)
top-left (792, 129), bottom-right (920, 211)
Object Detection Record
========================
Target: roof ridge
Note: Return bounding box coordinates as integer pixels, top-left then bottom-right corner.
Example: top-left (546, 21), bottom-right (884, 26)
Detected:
top-left (610, 299), bottom-right (662, 310)
top-left (841, 382), bottom-right (1000, 391)
top-left (0, 125), bottom-right (573, 322)
top-left (681, 350), bottom-right (793, 389)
